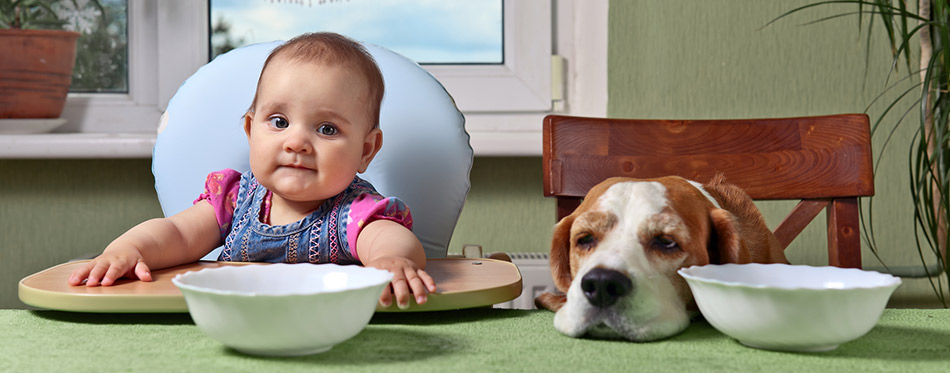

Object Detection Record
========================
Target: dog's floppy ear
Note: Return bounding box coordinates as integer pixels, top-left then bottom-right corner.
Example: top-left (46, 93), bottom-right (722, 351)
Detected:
top-left (535, 292), bottom-right (567, 311)
top-left (535, 215), bottom-right (575, 312)
top-left (702, 173), bottom-right (787, 264)
top-left (708, 208), bottom-right (751, 264)
top-left (548, 214), bottom-right (576, 292)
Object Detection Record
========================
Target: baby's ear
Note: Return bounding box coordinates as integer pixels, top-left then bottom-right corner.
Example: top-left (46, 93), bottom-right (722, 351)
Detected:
top-left (243, 112), bottom-right (253, 138)
top-left (358, 128), bottom-right (383, 173)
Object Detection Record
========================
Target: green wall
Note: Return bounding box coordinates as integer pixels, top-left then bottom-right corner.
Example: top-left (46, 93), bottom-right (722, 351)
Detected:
top-left (1, 0), bottom-right (945, 308)
top-left (608, 0), bottom-right (939, 306)
top-left (0, 160), bottom-right (164, 308)
top-left (446, 157), bottom-right (555, 255)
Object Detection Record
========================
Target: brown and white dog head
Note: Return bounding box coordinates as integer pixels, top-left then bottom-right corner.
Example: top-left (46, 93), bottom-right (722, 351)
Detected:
top-left (535, 175), bottom-right (787, 341)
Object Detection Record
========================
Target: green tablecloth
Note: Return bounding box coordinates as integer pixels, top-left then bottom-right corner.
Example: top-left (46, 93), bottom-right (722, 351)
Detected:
top-left (1, 308), bottom-right (948, 372)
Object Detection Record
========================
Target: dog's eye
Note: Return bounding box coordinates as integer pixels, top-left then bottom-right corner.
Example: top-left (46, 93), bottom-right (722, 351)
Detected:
top-left (652, 235), bottom-right (679, 253)
top-left (576, 234), bottom-right (596, 249)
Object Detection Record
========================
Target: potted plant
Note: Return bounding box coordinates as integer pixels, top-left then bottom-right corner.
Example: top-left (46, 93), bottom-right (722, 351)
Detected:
top-left (773, 0), bottom-right (950, 306)
top-left (0, 0), bottom-right (102, 119)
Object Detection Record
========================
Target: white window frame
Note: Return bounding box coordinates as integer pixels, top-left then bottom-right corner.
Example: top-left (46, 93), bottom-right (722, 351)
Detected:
top-left (0, 0), bottom-right (606, 158)
top-left (58, 0), bottom-right (166, 134)
top-left (435, 1), bottom-right (551, 113)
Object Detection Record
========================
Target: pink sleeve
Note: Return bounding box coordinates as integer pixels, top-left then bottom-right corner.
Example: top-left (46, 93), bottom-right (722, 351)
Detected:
top-left (193, 169), bottom-right (243, 241)
top-left (346, 194), bottom-right (413, 260)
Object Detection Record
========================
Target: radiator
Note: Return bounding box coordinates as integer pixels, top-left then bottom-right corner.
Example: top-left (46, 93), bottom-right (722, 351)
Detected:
top-left (493, 252), bottom-right (557, 310)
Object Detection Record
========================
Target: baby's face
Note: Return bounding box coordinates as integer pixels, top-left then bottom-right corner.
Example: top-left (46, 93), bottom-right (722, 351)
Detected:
top-left (245, 58), bottom-right (380, 205)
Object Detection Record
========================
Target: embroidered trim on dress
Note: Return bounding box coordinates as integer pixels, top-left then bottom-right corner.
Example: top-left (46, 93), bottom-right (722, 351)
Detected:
top-left (308, 222), bottom-right (321, 263)
top-left (288, 233), bottom-right (299, 263)
top-left (328, 195), bottom-right (344, 263)
top-left (222, 177), bottom-right (258, 262)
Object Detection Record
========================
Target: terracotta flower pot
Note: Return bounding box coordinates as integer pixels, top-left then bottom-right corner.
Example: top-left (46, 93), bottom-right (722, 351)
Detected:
top-left (0, 29), bottom-right (80, 119)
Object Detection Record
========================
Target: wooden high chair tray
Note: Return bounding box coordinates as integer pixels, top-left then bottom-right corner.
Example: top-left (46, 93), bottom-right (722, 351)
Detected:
top-left (18, 258), bottom-right (522, 313)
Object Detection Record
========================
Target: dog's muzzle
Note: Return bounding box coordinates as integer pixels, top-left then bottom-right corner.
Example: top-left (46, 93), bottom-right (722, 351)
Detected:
top-left (580, 267), bottom-right (634, 308)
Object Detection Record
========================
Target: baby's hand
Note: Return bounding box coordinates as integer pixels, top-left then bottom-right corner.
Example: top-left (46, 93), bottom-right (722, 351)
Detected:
top-left (67, 251), bottom-right (153, 287)
top-left (364, 256), bottom-right (437, 310)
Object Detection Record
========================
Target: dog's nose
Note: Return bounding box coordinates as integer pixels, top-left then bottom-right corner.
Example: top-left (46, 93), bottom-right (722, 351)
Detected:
top-left (580, 268), bottom-right (633, 308)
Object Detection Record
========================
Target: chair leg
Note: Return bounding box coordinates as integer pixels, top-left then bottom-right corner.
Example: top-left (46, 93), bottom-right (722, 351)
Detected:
top-left (774, 199), bottom-right (831, 249)
top-left (826, 197), bottom-right (862, 268)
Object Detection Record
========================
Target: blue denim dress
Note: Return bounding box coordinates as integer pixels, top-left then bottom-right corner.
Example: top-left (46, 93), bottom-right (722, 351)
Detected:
top-left (217, 172), bottom-right (401, 265)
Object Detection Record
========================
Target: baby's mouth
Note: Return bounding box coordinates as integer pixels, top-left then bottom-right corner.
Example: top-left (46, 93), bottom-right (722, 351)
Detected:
top-left (282, 164), bottom-right (315, 171)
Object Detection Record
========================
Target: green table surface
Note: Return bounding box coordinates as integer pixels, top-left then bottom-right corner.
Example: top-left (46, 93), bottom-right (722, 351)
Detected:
top-left (1, 308), bottom-right (949, 372)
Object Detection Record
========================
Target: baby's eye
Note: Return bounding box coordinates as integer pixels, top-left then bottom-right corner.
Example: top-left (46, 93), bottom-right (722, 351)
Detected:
top-left (317, 123), bottom-right (338, 136)
top-left (268, 117), bottom-right (289, 129)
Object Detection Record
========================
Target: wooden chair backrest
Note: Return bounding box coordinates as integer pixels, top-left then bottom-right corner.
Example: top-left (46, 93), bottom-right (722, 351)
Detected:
top-left (542, 114), bottom-right (874, 268)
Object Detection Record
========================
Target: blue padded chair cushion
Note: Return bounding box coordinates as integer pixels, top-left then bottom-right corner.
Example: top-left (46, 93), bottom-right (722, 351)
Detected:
top-left (153, 41), bottom-right (472, 260)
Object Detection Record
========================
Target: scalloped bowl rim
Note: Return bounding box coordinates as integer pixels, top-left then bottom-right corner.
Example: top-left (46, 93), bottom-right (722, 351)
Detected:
top-left (172, 263), bottom-right (394, 298)
top-left (677, 263), bottom-right (901, 291)
top-left (676, 263), bottom-right (902, 352)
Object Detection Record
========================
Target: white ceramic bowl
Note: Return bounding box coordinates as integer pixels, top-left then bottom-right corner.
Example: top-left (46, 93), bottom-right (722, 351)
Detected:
top-left (678, 263), bottom-right (901, 352)
top-left (173, 263), bottom-right (393, 356)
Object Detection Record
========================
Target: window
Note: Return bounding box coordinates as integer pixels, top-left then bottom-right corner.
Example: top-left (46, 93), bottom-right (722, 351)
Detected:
top-left (59, 0), bottom-right (161, 134)
top-left (209, 0), bottom-right (548, 113)
top-left (65, 0), bottom-right (129, 93)
top-left (209, 0), bottom-right (503, 64)
top-left (48, 0), bottom-right (606, 157)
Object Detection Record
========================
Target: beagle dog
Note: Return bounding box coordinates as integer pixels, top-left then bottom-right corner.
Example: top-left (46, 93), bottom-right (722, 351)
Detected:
top-left (535, 175), bottom-right (788, 341)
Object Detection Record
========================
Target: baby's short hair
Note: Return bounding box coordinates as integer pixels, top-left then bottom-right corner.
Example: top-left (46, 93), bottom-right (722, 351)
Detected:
top-left (250, 32), bottom-right (385, 129)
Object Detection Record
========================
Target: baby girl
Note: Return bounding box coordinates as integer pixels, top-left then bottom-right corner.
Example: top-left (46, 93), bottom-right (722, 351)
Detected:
top-left (69, 32), bottom-right (436, 309)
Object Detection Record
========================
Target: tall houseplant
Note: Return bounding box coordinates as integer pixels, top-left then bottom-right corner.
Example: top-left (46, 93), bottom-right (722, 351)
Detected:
top-left (774, 0), bottom-right (950, 306)
top-left (0, 0), bottom-right (102, 119)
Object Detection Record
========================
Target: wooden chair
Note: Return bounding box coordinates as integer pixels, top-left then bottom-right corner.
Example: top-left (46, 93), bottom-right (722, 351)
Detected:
top-left (542, 114), bottom-right (874, 268)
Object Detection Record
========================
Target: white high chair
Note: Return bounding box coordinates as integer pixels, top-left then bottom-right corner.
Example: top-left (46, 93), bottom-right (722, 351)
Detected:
top-left (152, 41), bottom-right (473, 260)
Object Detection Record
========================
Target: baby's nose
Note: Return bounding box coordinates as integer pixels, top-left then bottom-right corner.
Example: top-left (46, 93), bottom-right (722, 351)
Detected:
top-left (283, 129), bottom-right (313, 153)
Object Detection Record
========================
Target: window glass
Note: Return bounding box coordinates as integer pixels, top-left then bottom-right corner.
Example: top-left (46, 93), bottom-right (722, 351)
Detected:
top-left (209, 0), bottom-right (503, 64)
top-left (64, 0), bottom-right (128, 93)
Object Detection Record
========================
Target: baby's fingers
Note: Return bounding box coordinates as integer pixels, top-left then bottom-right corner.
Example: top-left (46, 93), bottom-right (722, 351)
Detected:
top-left (101, 259), bottom-right (152, 286)
top-left (390, 275), bottom-right (413, 310)
top-left (67, 262), bottom-right (95, 286)
top-left (86, 258), bottom-right (138, 286)
top-left (403, 270), bottom-right (430, 305)
top-left (134, 261), bottom-right (153, 282)
top-left (84, 260), bottom-right (113, 287)
top-left (99, 262), bottom-right (130, 286)
top-left (378, 286), bottom-right (394, 308)
top-left (417, 269), bottom-right (436, 293)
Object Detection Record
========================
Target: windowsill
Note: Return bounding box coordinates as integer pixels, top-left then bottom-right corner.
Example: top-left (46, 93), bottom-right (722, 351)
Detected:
top-left (0, 129), bottom-right (542, 159)
top-left (0, 133), bottom-right (157, 159)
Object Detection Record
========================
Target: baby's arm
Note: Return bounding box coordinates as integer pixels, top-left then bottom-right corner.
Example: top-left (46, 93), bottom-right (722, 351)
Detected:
top-left (68, 200), bottom-right (221, 286)
top-left (356, 220), bottom-right (436, 309)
